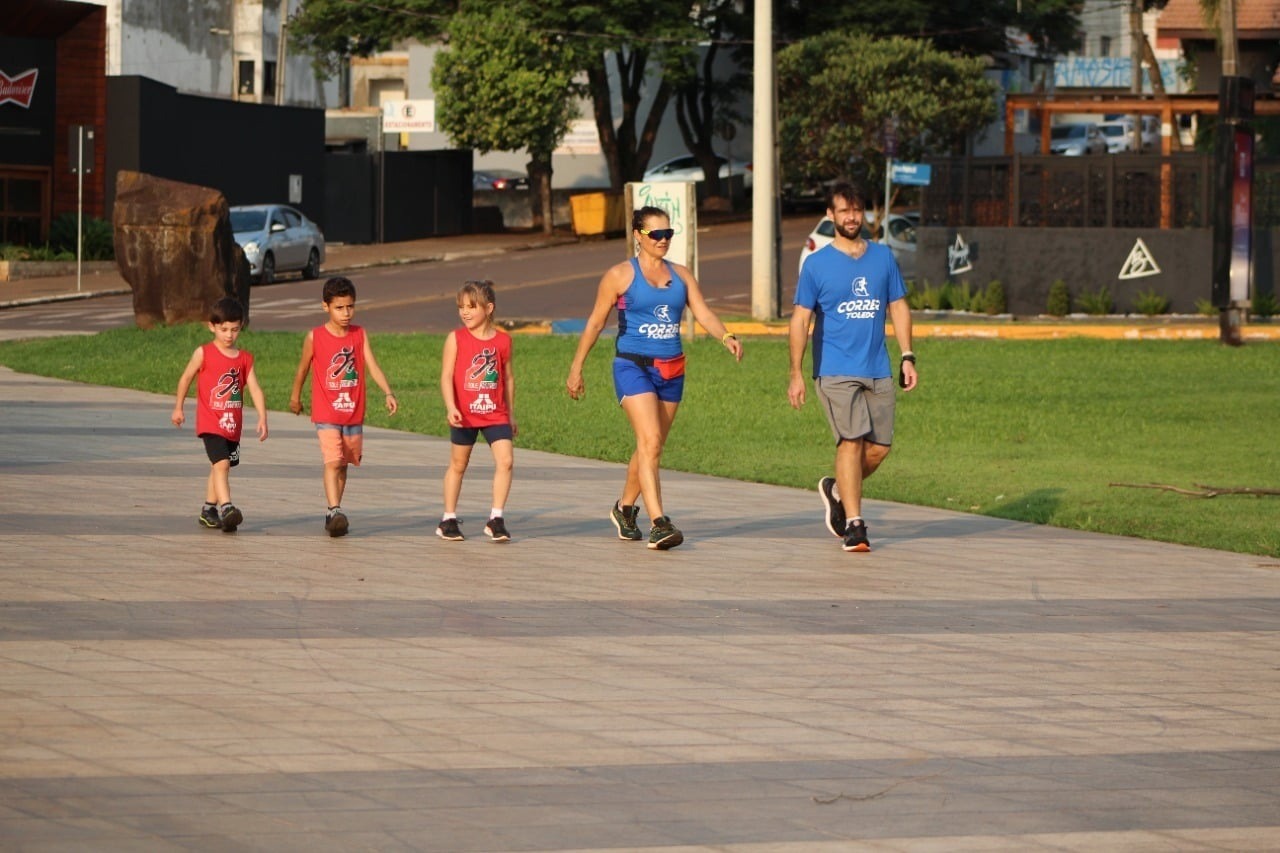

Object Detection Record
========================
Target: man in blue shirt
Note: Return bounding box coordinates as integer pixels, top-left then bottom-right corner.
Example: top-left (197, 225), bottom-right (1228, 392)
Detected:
top-left (788, 182), bottom-right (918, 552)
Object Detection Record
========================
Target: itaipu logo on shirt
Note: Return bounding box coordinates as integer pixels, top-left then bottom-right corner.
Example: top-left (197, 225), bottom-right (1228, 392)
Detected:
top-left (837, 276), bottom-right (880, 320)
top-left (638, 304), bottom-right (680, 339)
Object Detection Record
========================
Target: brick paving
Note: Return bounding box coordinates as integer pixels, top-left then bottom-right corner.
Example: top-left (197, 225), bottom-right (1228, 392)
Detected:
top-left (1, 367), bottom-right (1279, 851)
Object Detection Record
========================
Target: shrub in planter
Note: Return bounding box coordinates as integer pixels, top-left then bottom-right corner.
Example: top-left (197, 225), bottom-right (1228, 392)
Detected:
top-left (1251, 291), bottom-right (1279, 318)
top-left (49, 214), bottom-right (115, 261)
top-left (1195, 298), bottom-right (1216, 316)
top-left (1078, 286), bottom-right (1114, 316)
top-left (1046, 279), bottom-right (1071, 316)
top-left (982, 279), bottom-right (1006, 315)
top-left (1132, 288), bottom-right (1171, 316)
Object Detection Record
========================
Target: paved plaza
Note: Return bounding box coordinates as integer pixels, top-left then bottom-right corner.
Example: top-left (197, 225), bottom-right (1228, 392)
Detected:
top-left (1, 365), bottom-right (1279, 851)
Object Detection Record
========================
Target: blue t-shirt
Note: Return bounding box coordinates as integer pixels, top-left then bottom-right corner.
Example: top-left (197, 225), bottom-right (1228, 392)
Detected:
top-left (794, 242), bottom-right (907, 379)
top-left (615, 257), bottom-right (687, 358)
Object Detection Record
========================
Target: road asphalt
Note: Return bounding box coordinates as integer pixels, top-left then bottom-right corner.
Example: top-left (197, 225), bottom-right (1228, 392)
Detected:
top-left (2, 357), bottom-right (1279, 848)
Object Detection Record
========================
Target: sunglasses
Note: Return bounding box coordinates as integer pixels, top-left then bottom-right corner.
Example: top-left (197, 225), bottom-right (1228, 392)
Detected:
top-left (639, 228), bottom-right (675, 241)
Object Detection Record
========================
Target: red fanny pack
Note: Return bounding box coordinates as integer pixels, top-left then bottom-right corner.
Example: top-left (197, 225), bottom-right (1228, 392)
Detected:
top-left (653, 353), bottom-right (686, 380)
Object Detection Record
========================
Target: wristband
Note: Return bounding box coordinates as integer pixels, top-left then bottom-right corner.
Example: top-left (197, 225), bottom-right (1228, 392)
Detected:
top-left (721, 332), bottom-right (737, 343)
top-left (900, 353), bottom-right (916, 364)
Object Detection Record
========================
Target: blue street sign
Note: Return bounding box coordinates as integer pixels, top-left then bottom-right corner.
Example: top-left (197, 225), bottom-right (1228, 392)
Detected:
top-left (890, 162), bottom-right (931, 186)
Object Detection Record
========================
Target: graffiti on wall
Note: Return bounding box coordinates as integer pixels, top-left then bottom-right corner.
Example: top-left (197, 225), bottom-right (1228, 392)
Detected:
top-left (1054, 57), bottom-right (1186, 94)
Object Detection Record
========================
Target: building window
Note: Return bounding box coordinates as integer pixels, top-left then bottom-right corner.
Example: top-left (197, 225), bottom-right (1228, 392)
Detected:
top-left (239, 60), bottom-right (255, 95)
top-left (0, 169), bottom-right (49, 246)
top-left (264, 61), bottom-right (277, 100)
top-left (1099, 36), bottom-right (1112, 57)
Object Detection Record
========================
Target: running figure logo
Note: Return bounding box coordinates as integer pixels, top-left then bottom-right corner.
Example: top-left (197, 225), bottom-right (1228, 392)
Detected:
top-left (466, 347), bottom-right (500, 389)
top-left (326, 346), bottom-right (359, 388)
top-left (211, 367), bottom-right (243, 410)
top-left (851, 277), bottom-right (870, 298)
top-left (654, 305), bottom-right (672, 323)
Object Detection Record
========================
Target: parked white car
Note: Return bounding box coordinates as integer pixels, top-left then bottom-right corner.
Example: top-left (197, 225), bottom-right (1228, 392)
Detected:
top-left (798, 211), bottom-right (918, 280)
top-left (643, 154), bottom-right (753, 188)
top-left (230, 204), bottom-right (325, 284)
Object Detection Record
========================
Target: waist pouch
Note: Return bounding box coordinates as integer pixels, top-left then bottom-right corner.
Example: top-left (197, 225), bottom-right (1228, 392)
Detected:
top-left (617, 351), bottom-right (686, 380)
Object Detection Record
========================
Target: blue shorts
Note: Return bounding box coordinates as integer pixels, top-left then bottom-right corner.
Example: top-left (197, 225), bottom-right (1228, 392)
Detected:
top-left (613, 356), bottom-right (684, 403)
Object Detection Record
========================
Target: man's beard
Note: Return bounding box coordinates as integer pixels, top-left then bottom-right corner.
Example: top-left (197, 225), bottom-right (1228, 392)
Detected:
top-left (834, 220), bottom-right (862, 240)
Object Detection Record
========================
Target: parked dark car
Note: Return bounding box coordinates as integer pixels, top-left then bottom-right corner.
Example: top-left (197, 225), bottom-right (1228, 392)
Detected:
top-left (473, 169), bottom-right (530, 191)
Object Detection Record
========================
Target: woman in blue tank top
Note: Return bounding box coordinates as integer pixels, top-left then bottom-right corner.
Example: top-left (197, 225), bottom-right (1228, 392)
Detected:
top-left (566, 205), bottom-right (743, 551)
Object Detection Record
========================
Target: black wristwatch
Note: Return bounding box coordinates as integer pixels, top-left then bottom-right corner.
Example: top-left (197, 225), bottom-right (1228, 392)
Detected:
top-left (900, 352), bottom-right (917, 364)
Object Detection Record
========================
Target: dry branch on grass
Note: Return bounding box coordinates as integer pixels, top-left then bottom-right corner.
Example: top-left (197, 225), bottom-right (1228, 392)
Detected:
top-left (1109, 482), bottom-right (1280, 498)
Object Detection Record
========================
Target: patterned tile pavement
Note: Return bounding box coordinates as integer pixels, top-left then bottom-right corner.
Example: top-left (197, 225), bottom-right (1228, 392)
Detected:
top-left (1, 367), bottom-right (1279, 851)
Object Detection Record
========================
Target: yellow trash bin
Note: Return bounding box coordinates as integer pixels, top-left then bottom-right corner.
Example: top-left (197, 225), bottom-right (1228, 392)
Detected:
top-left (570, 192), bottom-right (625, 236)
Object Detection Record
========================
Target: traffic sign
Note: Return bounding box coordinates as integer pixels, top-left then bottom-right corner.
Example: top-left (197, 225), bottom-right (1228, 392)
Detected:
top-left (890, 162), bottom-right (931, 186)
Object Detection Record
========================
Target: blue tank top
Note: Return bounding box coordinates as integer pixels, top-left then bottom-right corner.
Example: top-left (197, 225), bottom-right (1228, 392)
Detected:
top-left (615, 257), bottom-right (687, 358)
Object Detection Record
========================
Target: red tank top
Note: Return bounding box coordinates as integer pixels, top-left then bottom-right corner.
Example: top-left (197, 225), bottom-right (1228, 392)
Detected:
top-left (195, 342), bottom-right (253, 441)
top-left (309, 324), bottom-right (367, 425)
top-left (452, 327), bottom-right (512, 427)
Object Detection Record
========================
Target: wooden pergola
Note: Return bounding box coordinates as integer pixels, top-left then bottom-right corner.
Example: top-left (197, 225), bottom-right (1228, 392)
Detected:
top-left (1002, 93), bottom-right (1280, 226)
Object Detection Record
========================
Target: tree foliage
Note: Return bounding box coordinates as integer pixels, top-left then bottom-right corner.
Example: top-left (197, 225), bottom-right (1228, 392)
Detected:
top-left (289, 0), bottom-right (456, 76)
top-left (433, 4), bottom-right (583, 232)
top-left (776, 0), bottom-right (1083, 57)
top-left (777, 33), bottom-right (997, 196)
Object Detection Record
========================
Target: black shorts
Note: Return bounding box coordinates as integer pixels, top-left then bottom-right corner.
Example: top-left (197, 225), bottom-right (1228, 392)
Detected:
top-left (450, 424), bottom-right (514, 446)
top-left (201, 434), bottom-right (241, 467)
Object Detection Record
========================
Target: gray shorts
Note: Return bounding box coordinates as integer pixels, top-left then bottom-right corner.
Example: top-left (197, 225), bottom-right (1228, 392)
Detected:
top-left (814, 376), bottom-right (896, 446)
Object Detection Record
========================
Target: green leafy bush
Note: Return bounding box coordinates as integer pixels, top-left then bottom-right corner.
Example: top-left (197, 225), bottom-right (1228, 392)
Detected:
top-left (1046, 279), bottom-right (1071, 316)
top-left (48, 214), bottom-right (115, 261)
top-left (1251, 291), bottom-right (1279, 318)
top-left (1194, 297), bottom-right (1216, 316)
top-left (1078, 286), bottom-right (1114, 316)
top-left (0, 244), bottom-right (74, 262)
top-left (982, 279), bottom-right (1007, 315)
top-left (1132, 288), bottom-right (1171, 316)
top-left (906, 280), bottom-right (929, 310)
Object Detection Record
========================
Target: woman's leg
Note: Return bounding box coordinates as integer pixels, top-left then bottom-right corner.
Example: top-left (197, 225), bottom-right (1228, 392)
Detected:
top-left (620, 393), bottom-right (680, 523)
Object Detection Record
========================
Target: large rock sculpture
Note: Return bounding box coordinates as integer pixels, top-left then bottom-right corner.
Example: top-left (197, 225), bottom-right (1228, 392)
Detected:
top-left (112, 171), bottom-right (250, 329)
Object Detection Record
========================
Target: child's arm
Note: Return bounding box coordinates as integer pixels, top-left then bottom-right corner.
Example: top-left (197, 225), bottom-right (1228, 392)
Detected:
top-left (288, 331), bottom-right (314, 415)
top-left (245, 365), bottom-right (269, 441)
top-left (171, 347), bottom-right (204, 427)
top-left (362, 335), bottom-right (398, 415)
top-left (504, 345), bottom-right (517, 437)
top-left (440, 332), bottom-right (462, 428)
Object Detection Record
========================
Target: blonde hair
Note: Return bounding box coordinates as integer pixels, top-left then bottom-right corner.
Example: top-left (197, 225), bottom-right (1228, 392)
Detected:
top-left (457, 279), bottom-right (496, 313)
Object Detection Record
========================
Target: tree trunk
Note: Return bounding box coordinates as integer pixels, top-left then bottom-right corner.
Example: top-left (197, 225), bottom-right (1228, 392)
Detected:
top-left (528, 157), bottom-right (554, 235)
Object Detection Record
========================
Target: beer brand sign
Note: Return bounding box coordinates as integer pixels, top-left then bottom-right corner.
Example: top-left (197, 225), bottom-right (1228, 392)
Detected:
top-left (0, 68), bottom-right (39, 108)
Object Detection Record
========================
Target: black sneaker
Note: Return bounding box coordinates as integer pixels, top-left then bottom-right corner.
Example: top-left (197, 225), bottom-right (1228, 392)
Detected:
top-left (484, 517), bottom-right (511, 542)
top-left (842, 519), bottom-right (871, 553)
top-left (647, 516), bottom-right (684, 550)
top-left (199, 505), bottom-right (222, 529)
top-left (610, 501), bottom-right (642, 541)
top-left (436, 517), bottom-right (464, 541)
top-left (819, 476), bottom-right (845, 538)
top-left (327, 509), bottom-right (349, 538)
top-left (219, 504), bottom-right (243, 533)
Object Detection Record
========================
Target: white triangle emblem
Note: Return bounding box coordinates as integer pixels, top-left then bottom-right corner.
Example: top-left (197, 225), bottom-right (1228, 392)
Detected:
top-left (1118, 238), bottom-right (1161, 280)
top-left (947, 233), bottom-right (973, 275)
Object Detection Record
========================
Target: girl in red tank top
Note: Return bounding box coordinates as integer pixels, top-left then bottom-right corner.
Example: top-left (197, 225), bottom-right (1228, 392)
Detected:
top-left (437, 280), bottom-right (517, 543)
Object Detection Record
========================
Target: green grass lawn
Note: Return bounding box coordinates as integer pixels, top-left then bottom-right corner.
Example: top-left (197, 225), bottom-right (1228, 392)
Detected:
top-left (1, 326), bottom-right (1277, 556)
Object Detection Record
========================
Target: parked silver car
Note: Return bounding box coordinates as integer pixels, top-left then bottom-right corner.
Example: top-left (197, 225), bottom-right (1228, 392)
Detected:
top-left (229, 204), bottom-right (325, 284)
top-left (1049, 123), bottom-right (1107, 156)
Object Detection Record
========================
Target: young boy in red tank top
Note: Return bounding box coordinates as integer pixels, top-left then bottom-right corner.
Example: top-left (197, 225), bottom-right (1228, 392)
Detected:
top-left (171, 297), bottom-right (269, 532)
top-left (437, 280), bottom-right (516, 542)
top-left (288, 277), bottom-right (398, 537)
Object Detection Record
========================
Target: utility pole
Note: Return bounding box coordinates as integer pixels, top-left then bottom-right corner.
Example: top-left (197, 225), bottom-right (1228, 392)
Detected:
top-left (750, 0), bottom-right (779, 320)
top-left (275, 0), bottom-right (288, 104)
top-left (1129, 0), bottom-right (1144, 153)
top-left (1213, 0), bottom-right (1251, 345)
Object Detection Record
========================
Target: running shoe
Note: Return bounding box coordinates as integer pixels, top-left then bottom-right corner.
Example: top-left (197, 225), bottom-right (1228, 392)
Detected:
top-left (610, 501), bottom-right (642, 541)
top-left (327, 509), bottom-right (349, 538)
top-left (219, 504), bottom-right (243, 533)
top-left (484, 517), bottom-right (511, 542)
top-left (842, 519), bottom-right (871, 553)
top-left (436, 517), bottom-right (464, 541)
top-left (647, 516), bottom-right (684, 550)
top-left (819, 476), bottom-right (845, 538)
top-left (199, 505), bottom-right (222, 529)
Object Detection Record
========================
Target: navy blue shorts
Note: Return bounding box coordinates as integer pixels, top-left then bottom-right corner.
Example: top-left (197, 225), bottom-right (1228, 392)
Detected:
top-left (450, 424), bottom-right (514, 446)
top-left (612, 356), bottom-right (684, 403)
